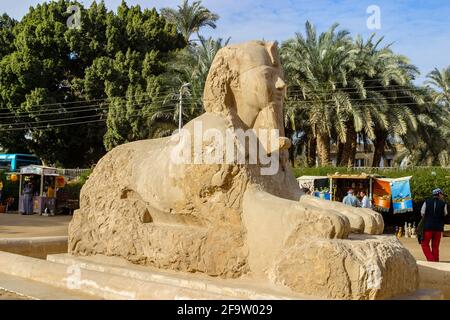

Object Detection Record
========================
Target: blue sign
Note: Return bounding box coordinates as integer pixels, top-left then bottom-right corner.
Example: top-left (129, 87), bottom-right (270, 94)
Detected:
top-left (390, 178), bottom-right (413, 213)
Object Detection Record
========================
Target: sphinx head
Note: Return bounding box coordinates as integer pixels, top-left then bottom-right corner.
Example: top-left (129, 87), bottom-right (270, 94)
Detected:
top-left (203, 41), bottom-right (290, 153)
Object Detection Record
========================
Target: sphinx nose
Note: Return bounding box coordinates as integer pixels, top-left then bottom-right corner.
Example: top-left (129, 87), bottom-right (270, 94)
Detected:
top-left (275, 77), bottom-right (286, 90)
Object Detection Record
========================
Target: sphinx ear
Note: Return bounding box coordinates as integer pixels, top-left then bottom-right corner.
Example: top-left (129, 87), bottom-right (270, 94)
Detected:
top-left (265, 41), bottom-right (279, 66)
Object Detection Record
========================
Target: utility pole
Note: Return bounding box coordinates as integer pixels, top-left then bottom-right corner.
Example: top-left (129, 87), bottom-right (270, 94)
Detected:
top-left (178, 83), bottom-right (190, 131)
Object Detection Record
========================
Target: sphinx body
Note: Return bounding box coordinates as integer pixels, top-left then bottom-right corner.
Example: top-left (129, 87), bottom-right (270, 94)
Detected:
top-left (69, 41), bottom-right (418, 299)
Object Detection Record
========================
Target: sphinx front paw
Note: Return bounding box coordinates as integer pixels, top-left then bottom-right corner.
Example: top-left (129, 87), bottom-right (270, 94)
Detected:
top-left (269, 235), bottom-right (418, 299)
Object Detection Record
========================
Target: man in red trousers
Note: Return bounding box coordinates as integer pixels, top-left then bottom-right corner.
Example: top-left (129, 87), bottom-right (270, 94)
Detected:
top-left (420, 188), bottom-right (448, 262)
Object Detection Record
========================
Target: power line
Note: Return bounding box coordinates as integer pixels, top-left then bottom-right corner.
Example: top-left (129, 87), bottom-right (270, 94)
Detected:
top-left (0, 84), bottom-right (429, 116)
top-left (0, 97), bottom-right (204, 119)
top-left (285, 87), bottom-right (428, 96)
top-left (283, 98), bottom-right (426, 105)
top-left (0, 96), bottom-right (185, 114)
top-left (0, 103), bottom-right (205, 132)
top-left (282, 77), bottom-right (422, 86)
top-left (0, 101), bottom-right (434, 132)
top-left (0, 119), bottom-right (106, 132)
top-left (0, 97), bottom-right (158, 118)
top-left (0, 88), bottom-right (198, 112)
top-left (1, 92), bottom-right (426, 120)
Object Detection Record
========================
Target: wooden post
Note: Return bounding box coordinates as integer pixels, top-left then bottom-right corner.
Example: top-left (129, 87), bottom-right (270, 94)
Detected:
top-left (329, 177), bottom-right (333, 201)
top-left (40, 172), bottom-right (44, 196)
top-left (19, 174), bottom-right (22, 196)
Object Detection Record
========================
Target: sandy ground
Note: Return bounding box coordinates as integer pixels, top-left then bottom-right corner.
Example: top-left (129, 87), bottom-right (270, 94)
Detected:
top-left (0, 213), bottom-right (71, 238)
top-left (400, 236), bottom-right (450, 263)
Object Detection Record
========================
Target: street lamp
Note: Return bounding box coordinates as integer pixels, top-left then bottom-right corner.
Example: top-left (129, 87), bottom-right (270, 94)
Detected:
top-left (178, 83), bottom-right (190, 131)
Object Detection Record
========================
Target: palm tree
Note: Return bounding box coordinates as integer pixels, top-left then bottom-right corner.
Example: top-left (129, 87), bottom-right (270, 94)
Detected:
top-left (425, 66), bottom-right (450, 107)
top-left (281, 22), bottom-right (357, 166)
top-left (160, 0), bottom-right (219, 44)
top-left (282, 22), bottom-right (425, 168)
top-left (147, 36), bottom-right (229, 136)
top-left (348, 35), bottom-right (422, 167)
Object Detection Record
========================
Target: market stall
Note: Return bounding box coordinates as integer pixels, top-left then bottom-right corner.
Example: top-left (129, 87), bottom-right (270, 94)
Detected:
top-left (297, 175), bottom-right (331, 200)
top-left (15, 165), bottom-right (65, 215)
top-left (327, 173), bottom-right (374, 202)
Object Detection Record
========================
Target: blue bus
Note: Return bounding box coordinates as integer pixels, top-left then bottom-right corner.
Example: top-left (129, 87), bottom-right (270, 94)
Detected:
top-left (0, 154), bottom-right (42, 172)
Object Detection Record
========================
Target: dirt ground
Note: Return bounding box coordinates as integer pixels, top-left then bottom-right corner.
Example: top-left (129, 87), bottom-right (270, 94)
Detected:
top-left (0, 213), bottom-right (71, 238)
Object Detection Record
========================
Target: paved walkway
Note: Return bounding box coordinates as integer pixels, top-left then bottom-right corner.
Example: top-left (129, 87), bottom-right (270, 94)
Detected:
top-left (400, 236), bottom-right (450, 263)
top-left (0, 213), bottom-right (71, 238)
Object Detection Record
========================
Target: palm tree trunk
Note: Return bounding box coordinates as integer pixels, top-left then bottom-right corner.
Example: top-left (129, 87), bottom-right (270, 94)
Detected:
top-left (336, 142), bottom-right (344, 165)
top-left (316, 133), bottom-right (330, 166)
top-left (339, 124), bottom-right (357, 167)
top-left (285, 127), bottom-right (295, 166)
top-left (372, 134), bottom-right (387, 167)
top-left (306, 136), bottom-right (316, 167)
top-left (348, 137), bottom-right (357, 167)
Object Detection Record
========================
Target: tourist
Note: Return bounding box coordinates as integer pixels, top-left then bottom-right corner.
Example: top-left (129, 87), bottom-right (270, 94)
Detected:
top-left (420, 188), bottom-right (448, 262)
top-left (342, 189), bottom-right (360, 207)
top-left (22, 183), bottom-right (34, 215)
top-left (360, 190), bottom-right (371, 208)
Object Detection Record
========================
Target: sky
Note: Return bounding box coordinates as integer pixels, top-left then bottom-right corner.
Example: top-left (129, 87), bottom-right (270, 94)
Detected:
top-left (1, 0), bottom-right (449, 84)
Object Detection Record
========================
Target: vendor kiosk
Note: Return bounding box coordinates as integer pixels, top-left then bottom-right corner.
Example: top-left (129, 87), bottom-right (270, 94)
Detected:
top-left (297, 176), bottom-right (331, 200)
top-left (17, 165), bottom-right (61, 215)
top-left (328, 173), bottom-right (374, 202)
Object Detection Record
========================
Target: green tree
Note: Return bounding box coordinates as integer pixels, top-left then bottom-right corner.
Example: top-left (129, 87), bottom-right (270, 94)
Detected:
top-left (161, 0), bottom-right (219, 43)
top-left (152, 36), bottom-right (229, 135)
top-left (0, 0), bottom-right (185, 166)
top-left (0, 14), bottom-right (16, 60)
top-left (426, 66), bottom-right (450, 107)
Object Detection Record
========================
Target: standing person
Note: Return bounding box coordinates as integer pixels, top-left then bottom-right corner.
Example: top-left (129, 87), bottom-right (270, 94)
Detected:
top-left (342, 189), bottom-right (360, 207)
top-left (360, 190), bottom-right (371, 208)
top-left (22, 182), bottom-right (34, 215)
top-left (420, 188), bottom-right (448, 262)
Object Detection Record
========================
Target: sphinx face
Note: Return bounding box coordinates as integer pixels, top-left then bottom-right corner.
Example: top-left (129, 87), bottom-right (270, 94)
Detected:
top-left (233, 44), bottom-right (289, 153)
top-left (239, 65), bottom-right (286, 120)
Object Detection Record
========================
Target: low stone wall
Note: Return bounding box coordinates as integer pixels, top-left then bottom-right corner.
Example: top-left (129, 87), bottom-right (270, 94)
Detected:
top-left (417, 261), bottom-right (450, 299)
top-left (0, 236), bottom-right (67, 259)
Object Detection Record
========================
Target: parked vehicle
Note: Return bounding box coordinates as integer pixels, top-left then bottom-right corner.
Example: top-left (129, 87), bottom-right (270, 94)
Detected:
top-left (0, 154), bottom-right (41, 172)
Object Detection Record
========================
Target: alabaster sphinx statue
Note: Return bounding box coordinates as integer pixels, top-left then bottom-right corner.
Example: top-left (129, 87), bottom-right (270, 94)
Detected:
top-left (69, 41), bottom-right (418, 299)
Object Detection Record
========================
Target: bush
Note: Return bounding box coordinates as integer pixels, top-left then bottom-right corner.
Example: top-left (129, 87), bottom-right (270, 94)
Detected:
top-left (64, 169), bottom-right (92, 200)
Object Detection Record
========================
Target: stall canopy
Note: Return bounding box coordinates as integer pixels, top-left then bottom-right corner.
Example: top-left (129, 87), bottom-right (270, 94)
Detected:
top-left (373, 176), bottom-right (413, 213)
top-left (20, 165), bottom-right (59, 176)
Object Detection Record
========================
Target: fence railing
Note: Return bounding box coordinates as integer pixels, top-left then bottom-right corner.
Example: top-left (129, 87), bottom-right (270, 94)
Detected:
top-left (349, 166), bottom-right (450, 172)
top-left (56, 168), bottom-right (91, 180)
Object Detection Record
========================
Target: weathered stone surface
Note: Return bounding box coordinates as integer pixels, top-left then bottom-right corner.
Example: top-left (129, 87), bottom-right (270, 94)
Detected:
top-left (271, 235), bottom-right (418, 299)
top-left (69, 40), bottom-right (418, 299)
